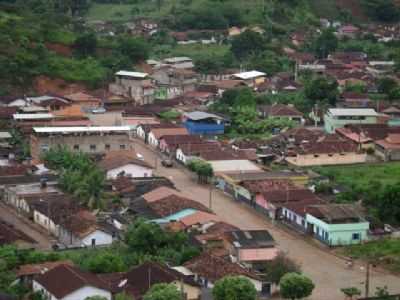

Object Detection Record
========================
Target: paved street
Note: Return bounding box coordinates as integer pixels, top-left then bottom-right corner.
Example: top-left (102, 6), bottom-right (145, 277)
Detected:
top-left (0, 202), bottom-right (53, 250)
top-left (134, 139), bottom-right (400, 300)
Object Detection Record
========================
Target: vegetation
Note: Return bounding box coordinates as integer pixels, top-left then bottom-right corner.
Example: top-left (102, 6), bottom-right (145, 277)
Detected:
top-left (187, 159), bottom-right (214, 184)
top-left (342, 239), bottom-right (400, 273)
top-left (124, 218), bottom-right (200, 265)
top-left (264, 253), bottom-right (302, 285)
top-left (362, 0), bottom-right (400, 22)
top-left (212, 276), bottom-right (257, 300)
top-left (279, 273), bottom-right (315, 300)
top-left (143, 283), bottom-right (181, 300)
top-left (158, 109), bottom-right (181, 121)
top-left (43, 147), bottom-right (107, 209)
top-left (341, 287), bottom-right (362, 299)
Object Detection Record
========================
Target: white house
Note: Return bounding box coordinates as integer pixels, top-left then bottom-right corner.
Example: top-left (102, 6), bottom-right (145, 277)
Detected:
top-left (98, 150), bottom-right (153, 179)
top-left (33, 264), bottom-right (112, 300)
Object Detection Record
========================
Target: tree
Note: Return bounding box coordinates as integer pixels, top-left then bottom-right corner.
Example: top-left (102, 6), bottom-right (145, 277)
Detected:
top-left (304, 76), bottom-right (338, 106)
top-left (279, 273), bottom-right (315, 300)
top-left (313, 29), bottom-right (338, 58)
top-left (363, 0), bottom-right (400, 22)
top-left (341, 287), bottom-right (361, 299)
top-left (231, 30), bottom-right (266, 60)
top-left (212, 276), bottom-right (257, 300)
top-left (74, 32), bottom-right (97, 58)
top-left (117, 36), bottom-right (150, 64)
top-left (115, 292), bottom-right (135, 300)
top-left (143, 283), bottom-right (180, 300)
top-left (264, 253), bottom-right (301, 285)
top-left (85, 297), bottom-right (108, 300)
top-left (377, 77), bottom-right (398, 94)
top-left (82, 252), bottom-right (125, 273)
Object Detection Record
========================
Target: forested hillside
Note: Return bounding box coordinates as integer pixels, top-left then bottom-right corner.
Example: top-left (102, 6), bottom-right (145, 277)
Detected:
top-left (0, 0), bottom-right (399, 96)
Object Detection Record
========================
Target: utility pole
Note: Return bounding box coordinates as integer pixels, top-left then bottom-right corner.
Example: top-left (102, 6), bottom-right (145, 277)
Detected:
top-left (209, 184), bottom-right (212, 210)
top-left (365, 261), bottom-right (371, 298)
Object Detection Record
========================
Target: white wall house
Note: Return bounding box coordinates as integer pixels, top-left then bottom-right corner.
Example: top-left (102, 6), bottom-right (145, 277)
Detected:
top-left (33, 209), bottom-right (59, 237)
top-left (105, 163), bottom-right (153, 179)
top-left (81, 230), bottom-right (113, 247)
top-left (33, 281), bottom-right (111, 300)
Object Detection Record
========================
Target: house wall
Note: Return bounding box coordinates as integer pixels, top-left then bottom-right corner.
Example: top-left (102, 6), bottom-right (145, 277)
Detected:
top-left (171, 281), bottom-right (201, 300)
top-left (33, 210), bottom-right (58, 236)
top-left (306, 214), bottom-right (370, 246)
top-left (106, 164), bottom-right (153, 179)
top-left (147, 132), bottom-right (159, 147)
top-left (375, 144), bottom-right (400, 161)
top-left (324, 114), bottom-right (377, 133)
top-left (33, 281), bottom-right (112, 300)
top-left (58, 226), bottom-right (82, 246)
top-left (184, 121), bottom-right (224, 135)
top-left (286, 152), bottom-right (367, 166)
top-left (81, 230), bottom-right (113, 247)
top-left (281, 207), bottom-right (307, 230)
top-left (136, 127), bottom-right (146, 139)
top-left (31, 133), bottom-right (133, 161)
top-left (176, 148), bottom-right (188, 164)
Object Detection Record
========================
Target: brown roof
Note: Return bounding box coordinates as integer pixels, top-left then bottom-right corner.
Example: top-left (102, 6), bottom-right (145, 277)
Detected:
top-left (306, 204), bottom-right (365, 223)
top-left (149, 194), bottom-right (211, 217)
top-left (98, 150), bottom-right (153, 171)
top-left (103, 261), bottom-right (199, 298)
top-left (263, 189), bottom-right (319, 206)
top-left (151, 127), bottom-right (188, 139)
top-left (178, 142), bottom-right (221, 156)
top-left (259, 104), bottom-right (303, 117)
top-left (297, 140), bottom-right (358, 154)
top-left (180, 211), bottom-right (220, 227)
top-left (63, 92), bottom-right (101, 104)
top-left (282, 198), bottom-right (324, 217)
top-left (142, 186), bottom-right (183, 203)
top-left (35, 265), bottom-right (110, 298)
top-left (242, 179), bottom-right (294, 194)
top-left (0, 165), bottom-right (34, 177)
top-left (30, 194), bottom-right (81, 224)
top-left (184, 252), bottom-right (260, 282)
top-left (53, 104), bottom-right (87, 119)
top-left (17, 260), bottom-right (74, 277)
top-left (160, 134), bottom-right (203, 149)
top-left (60, 210), bottom-right (99, 238)
top-left (0, 220), bottom-right (36, 246)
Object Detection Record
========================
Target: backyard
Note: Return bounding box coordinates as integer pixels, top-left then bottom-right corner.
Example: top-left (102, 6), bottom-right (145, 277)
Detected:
top-left (314, 163), bottom-right (400, 189)
top-left (341, 239), bottom-right (400, 273)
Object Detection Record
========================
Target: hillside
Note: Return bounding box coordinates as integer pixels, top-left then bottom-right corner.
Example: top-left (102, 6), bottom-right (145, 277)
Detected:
top-left (0, 0), bottom-right (399, 97)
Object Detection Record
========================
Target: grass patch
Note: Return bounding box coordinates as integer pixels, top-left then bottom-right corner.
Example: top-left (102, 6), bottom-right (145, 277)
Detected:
top-left (314, 163), bottom-right (400, 189)
top-left (164, 43), bottom-right (230, 60)
top-left (86, 3), bottom-right (138, 22)
top-left (341, 239), bottom-right (400, 273)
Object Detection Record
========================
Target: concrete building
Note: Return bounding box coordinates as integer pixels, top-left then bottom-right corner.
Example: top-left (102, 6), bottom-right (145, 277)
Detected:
top-left (324, 108), bottom-right (379, 133)
top-left (30, 126), bottom-right (133, 161)
top-left (305, 204), bottom-right (369, 246)
top-left (232, 70), bottom-right (266, 87)
top-left (109, 71), bottom-right (155, 105)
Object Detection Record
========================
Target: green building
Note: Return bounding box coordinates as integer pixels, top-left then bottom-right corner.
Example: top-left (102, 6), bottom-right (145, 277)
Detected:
top-left (305, 204), bottom-right (369, 246)
top-left (324, 108), bottom-right (379, 133)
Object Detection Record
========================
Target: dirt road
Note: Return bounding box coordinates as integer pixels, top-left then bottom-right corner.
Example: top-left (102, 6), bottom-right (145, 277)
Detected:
top-left (134, 139), bottom-right (400, 300)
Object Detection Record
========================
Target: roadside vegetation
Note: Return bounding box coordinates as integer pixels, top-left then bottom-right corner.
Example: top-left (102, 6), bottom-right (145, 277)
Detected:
top-left (342, 239), bottom-right (400, 273)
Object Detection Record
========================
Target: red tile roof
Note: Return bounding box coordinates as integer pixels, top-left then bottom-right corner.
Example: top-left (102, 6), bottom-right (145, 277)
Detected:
top-left (17, 260), bottom-right (74, 277)
top-left (184, 252), bottom-right (260, 281)
top-left (149, 194), bottom-right (211, 217)
top-left (35, 265), bottom-right (110, 298)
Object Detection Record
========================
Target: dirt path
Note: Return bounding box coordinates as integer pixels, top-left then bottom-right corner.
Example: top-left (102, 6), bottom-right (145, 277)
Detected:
top-left (133, 139), bottom-right (400, 300)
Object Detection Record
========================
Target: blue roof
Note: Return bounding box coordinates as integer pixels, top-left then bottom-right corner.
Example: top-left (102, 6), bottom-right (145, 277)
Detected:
top-left (151, 208), bottom-right (197, 224)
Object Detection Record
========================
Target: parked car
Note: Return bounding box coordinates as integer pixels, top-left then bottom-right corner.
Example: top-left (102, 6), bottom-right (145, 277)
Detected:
top-left (161, 159), bottom-right (173, 167)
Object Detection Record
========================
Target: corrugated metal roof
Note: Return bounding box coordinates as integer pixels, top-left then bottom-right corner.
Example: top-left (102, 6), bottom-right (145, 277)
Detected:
top-left (328, 108), bottom-right (378, 116)
top-left (33, 126), bottom-right (131, 133)
top-left (13, 113), bottom-right (54, 120)
top-left (115, 71), bottom-right (148, 78)
top-left (233, 70), bottom-right (266, 80)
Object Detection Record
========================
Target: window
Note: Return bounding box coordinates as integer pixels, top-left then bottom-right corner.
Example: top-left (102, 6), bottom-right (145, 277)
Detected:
top-left (352, 233), bottom-right (360, 240)
top-left (105, 144), bottom-right (111, 151)
top-left (314, 154), bottom-right (319, 158)
top-left (120, 144), bottom-right (126, 150)
top-left (41, 144), bottom-right (49, 152)
top-left (73, 144), bottom-right (79, 151)
top-left (90, 144), bottom-right (96, 151)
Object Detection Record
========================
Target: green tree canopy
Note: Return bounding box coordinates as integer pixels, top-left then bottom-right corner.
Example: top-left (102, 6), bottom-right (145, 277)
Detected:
top-left (231, 30), bottom-right (266, 60)
top-left (313, 29), bottom-right (338, 59)
top-left (143, 283), bottom-right (181, 300)
top-left (280, 273), bottom-right (315, 300)
top-left (212, 276), bottom-right (257, 300)
top-left (264, 253), bottom-right (301, 285)
top-left (74, 32), bottom-right (97, 58)
top-left (363, 0), bottom-right (400, 22)
top-left (304, 76), bottom-right (338, 106)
